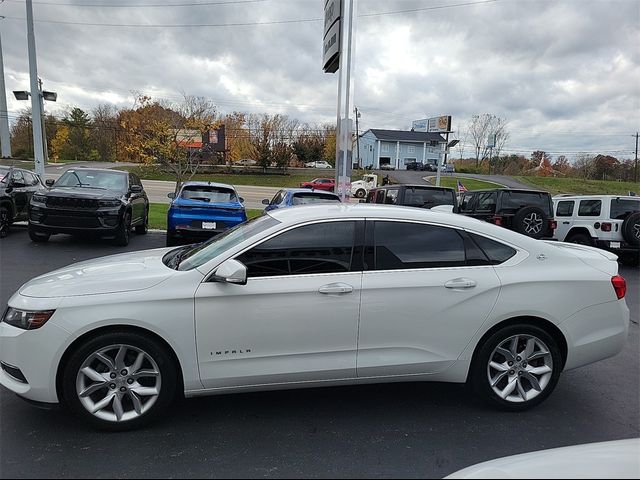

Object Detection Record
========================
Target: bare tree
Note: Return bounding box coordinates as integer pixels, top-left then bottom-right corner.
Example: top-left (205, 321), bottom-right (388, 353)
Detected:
top-left (468, 114), bottom-right (510, 165)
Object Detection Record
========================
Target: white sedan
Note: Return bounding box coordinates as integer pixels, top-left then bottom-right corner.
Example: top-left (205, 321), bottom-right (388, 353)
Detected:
top-left (305, 160), bottom-right (333, 169)
top-left (0, 205), bottom-right (630, 430)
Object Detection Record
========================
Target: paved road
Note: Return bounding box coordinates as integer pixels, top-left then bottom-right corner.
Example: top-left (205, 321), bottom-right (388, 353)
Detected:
top-left (387, 170), bottom-right (535, 190)
top-left (0, 229), bottom-right (638, 478)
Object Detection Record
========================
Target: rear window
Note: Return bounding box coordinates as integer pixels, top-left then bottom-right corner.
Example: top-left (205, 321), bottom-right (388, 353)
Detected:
top-left (181, 186), bottom-right (237, 203)
top-left (402, 187), bottom-right (455, 208)
top-left (501, 191), bottom-right (552, 214)
top-left (291, 192), bottom-right (341, 205)
top-left (610, 199), bottom-right (640, 220)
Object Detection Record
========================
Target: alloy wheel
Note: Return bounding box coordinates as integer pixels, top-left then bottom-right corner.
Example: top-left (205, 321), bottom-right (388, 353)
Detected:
top-left (633, 222), bottom-right (640, 240)
top-left (523, 213), bottom-right (543, 235)
top-left (75, 344), bottom-right (162, 423)
top-left (487, 334), bottom-right (553, 403)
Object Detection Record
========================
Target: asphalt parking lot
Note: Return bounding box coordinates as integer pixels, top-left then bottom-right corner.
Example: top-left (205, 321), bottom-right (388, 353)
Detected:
top-left (0, 227), bottom-right (638, 479)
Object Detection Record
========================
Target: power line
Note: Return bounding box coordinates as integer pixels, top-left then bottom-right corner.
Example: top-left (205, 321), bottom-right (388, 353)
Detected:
top-left (1, 0), bottom-right (503, 28)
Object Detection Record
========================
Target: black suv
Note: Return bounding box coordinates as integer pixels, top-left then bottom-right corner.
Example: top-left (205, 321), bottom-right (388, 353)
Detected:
top-left (0, 166), bottom-right (43, 238)
top-left (406, 161), bottom-right (426, 171)
top-left (366, 184), bottom-right (459, 212)
top-left (28, 168), bottom-right (149, 246)
top-left (458, 188), bottom-right (556, 239)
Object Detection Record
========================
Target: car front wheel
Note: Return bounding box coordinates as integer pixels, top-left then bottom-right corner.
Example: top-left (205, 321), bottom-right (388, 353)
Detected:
top-left (62, 331), bottom-right (178, 431)
top-left (135, 209), bottom-right (149, 235)
top-left (114, 212), bottom-right (131, 246)
top-left (471, 324), bottom-right (562, 411)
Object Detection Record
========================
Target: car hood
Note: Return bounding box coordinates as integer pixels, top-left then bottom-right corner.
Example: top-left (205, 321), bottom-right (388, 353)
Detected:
top-left (19, 247), bottom-right (177, 298)
top-left (44, 186), bottom-right (123, 200)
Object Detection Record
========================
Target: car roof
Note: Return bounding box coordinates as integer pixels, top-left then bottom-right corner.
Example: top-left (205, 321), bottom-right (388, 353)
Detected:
top-left (464, 188), bottom-right (549, 195)
top-left (180, 181), bottom-right (236, 190)
top-left (552, 194), bottom-right (639, 200)
top-left (374, 184), bottom-right (455, 191)
top-left (265, 203), bottom-right (538, 247)
top-left (283, 188), bottom-right (340, 196)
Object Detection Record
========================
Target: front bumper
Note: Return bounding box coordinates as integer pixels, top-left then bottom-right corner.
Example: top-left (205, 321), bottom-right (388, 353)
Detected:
top-left (0, 319), bottom-right (69, 404)
top-left (29, 204), bottom-right (124, 236)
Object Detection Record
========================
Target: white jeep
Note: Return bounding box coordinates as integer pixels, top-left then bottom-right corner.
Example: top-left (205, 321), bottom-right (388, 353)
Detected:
top-left (552, 194), bottom-right (639, 265)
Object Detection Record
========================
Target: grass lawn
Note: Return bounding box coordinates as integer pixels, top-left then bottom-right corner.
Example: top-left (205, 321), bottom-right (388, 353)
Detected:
top-left (424, 175), bottom-right (503, 191)
top-left (117, 165), bottom-right (313, 188)
top-left (148, 203), bottom-right (263, 230)
top-left (516, 176), bottom-right (640, 196)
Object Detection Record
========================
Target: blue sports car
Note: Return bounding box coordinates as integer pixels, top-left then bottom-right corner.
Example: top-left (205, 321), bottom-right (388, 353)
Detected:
top-left (262, 188), bottom-right (342, 212)
top-left (166, 181), bottom-right (247, 246)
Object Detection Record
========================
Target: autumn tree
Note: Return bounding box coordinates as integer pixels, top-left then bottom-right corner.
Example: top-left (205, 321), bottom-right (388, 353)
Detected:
top-left (90, 104), bottom-right (118, 162)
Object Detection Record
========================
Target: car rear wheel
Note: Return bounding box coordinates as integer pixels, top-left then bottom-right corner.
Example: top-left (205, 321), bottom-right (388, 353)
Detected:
top-left (0, 207), bottom-right (10, 238)
top-left (135, 209), bottom-right (149, 235)
top-left (62, 331), bottom-right (178, 431)
top-left (28, 227), bottom-right (50, 243)
top-left (567, 232), bottom-right (593, 246)
top-left (114, 212), bottom-right (131, 246)
top-left (513, 207), bottom-right (548, 239)
top-left (471, 324), bottom-right (562, 411)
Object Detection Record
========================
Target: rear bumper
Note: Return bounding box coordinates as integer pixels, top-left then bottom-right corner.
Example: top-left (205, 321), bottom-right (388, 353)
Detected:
top-left (595, 240), bottom-right (639, 254)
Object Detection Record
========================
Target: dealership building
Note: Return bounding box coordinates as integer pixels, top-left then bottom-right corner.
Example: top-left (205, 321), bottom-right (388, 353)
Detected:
top-left (355, 129), bottom-right (447, 170)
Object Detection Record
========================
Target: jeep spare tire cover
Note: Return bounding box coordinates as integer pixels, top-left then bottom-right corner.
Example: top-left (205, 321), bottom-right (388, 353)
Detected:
top-left (622, 212), bottom-right (640, 246)
top-left (513, 206), bottom-right (548, 239)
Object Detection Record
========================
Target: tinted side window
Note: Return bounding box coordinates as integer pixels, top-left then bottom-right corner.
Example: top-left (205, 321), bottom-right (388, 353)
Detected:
top-left (11, 171), bottom-right (25, 184)
top-left (366, 190), bottom-right (376, 203)
top-left (385, 189), bottom-right (399, 205)
top-left (610, 199), bottom-right (640, 220)
top-left (402, 188), bottom-right (455, 208)
top-left (578, 200), bottom-right (602, 216)
top-left (459, 194), bottom-right (474, 213)
top-left (475, 192), bottom-right (497, 213)
top-left (502, 192), bottom-right (552, 214)
top-left (373, 222), bottom-right (466, 270)
top-left (556, 200), bottom-right (574, 217)
top-left (236, 221), bottom-right (356, 277)
top-left (469, 233), bottom-right (517, 265)
top-left (23, 172), bottom-right (38, 186)
top-left (375, 190), bottom-right (386, 203)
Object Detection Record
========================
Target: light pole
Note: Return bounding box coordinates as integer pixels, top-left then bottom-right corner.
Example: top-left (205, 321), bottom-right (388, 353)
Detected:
top-left (0, 18), bottom-right (11, 158)
top-left (13, 85), bottom-right (56, 169)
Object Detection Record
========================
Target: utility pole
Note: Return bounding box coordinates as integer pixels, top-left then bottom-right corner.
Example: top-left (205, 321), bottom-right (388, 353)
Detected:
top-left (354, 106), bottom-right (361, 170)
top-left (634, 132), bottom-right (638, 184)
top-left (0, 19), bottom-right (11, 158)
top-left (26, 0), bottom-right (45, 177)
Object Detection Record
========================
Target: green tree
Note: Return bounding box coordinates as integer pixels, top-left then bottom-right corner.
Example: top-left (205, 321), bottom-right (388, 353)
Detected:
top-left (63, 108), bottom-right (92, 161)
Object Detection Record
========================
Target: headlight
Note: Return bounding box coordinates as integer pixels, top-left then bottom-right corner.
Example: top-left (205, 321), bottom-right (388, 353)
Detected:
top-left (98, 199), bottom-right (121, 208)
top-left (32, 194), bottom-right (47, 204)
top-left (2, 307), bottom-right (55, 330)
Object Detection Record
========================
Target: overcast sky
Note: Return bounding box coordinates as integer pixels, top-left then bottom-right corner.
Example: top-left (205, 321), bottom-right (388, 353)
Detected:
top-left (1, 0), bottom-right (639, 159)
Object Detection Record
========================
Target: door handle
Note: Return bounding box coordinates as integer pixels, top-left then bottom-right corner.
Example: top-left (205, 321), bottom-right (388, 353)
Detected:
top-left (444, 278), bottom-right (477, 289)
top-left (563, 221), bottom-right (570, 225)
top-left (318, 283), bottom-right (353, 295)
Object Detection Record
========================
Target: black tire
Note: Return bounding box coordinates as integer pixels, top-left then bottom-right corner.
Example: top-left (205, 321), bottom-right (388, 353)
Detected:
top-left (355, 189), bottom-right (366, 199)
top-left (166, 231), bottom-right (178, 247)
top-left (0, 206), bottom-right (10, 238)
top-left (621, 212), bottom-right (640, 247)
top-left (513, 206), bottom-right (548, 239)
top-left (28, 228), bottom-right (50, 243)
top-left (114, 212), bottom-right (131, 246)
top-left (135, 209), bottom-right (149, 235)
top-left (470, 324), bottom-right (563, 411)
top-left (566, 232), bottom-right (594, 246)
top-left (61, 330), bottom-right (178, 431)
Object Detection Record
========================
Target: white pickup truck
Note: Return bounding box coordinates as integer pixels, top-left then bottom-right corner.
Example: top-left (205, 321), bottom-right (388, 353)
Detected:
top-left (350, 174), bottom-right (379, 198)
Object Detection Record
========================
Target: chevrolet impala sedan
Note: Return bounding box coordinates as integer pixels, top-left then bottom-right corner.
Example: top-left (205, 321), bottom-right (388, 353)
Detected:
top-left (0, 204), bottom-right (629, 430)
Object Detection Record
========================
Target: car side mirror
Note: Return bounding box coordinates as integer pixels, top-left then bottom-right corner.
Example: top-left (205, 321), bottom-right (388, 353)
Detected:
top-left (239, 197), bottom-right (245, 203)
top-left (262, 199), bottom-right (270, 205)
top-left (211, 259), bottom-right (247, 285)
top-left (167, 192), bottom-right (176, 199)
top-left (45, 179), bottom-right (55, 187)
top-left (130, 185), bottom-right (143, 193)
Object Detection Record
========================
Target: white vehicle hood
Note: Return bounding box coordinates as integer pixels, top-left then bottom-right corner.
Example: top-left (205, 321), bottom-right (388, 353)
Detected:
top-left (19, 247), bottom-right (176, 298)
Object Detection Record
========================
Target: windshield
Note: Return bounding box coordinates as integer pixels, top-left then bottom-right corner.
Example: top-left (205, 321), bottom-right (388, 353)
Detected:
top-left (291, 192), bottom-right (341, 205)
top-left (56, 170), bottom-right (127, 191)
top-left (180, 185), bottom-right (238, 203)
top-left (175, 214), bottom-right (280, 271)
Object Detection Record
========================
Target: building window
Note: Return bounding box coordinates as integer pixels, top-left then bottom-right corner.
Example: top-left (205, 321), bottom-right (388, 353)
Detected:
top-left (382, 144), bottom-right (389, 153)
top-left (408, 145), bottom-right (415, 154)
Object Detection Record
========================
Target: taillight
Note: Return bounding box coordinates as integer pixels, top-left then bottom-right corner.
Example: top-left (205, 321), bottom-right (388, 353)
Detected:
top-left (549, 220), bottom-right (557, 230)
top-left (601, 222), bottom-right (612, 232)
top-left (491, 215), bottom-right (503, 226)
top-left (611, 275), bottom-right (626, 300)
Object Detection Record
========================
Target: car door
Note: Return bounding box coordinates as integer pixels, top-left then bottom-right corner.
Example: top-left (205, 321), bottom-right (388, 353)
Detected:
top-left (554, 199), bottom-right (575, 241)
top-left (9, 170), bottom-right (30, 219)
top-left (357, 220), bottom-right (501, 377)
top-left (472, 192), bottom-right (497, 222)
top-left (194, 220), bottom-right (364, 389)
top-left (127, 173), bottom-right (145, 223)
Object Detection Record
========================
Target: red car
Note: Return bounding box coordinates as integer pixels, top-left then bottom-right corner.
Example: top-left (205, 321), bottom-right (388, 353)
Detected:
top-left (300, 178), bottom-right (335, 192)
